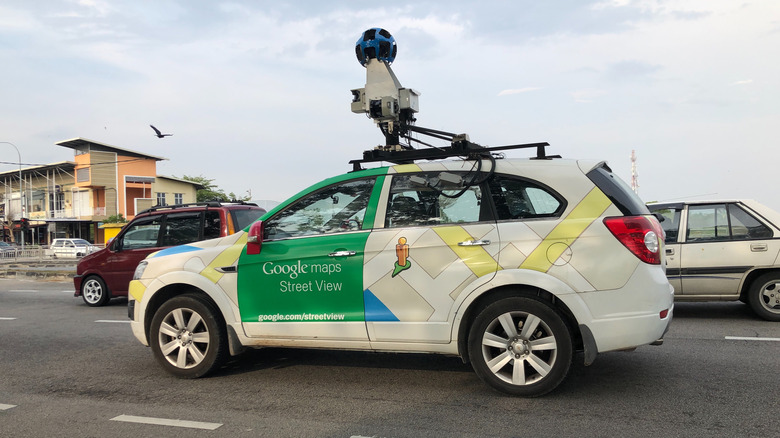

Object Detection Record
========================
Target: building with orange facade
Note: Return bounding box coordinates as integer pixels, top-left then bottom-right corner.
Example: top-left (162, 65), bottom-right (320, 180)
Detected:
top-left (0, 138), bottom-right (200, 245)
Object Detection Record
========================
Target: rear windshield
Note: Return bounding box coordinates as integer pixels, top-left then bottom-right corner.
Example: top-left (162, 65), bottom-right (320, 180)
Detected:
top-left (586, 164), bottom-right (649, 216)
top-left (232, 208), bottom-right (266, 230)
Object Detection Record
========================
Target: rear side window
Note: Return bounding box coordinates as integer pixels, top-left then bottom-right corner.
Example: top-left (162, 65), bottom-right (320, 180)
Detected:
top-left (730, 204), bottom-right (772, 239)
top-left (203, 210), bottom-right (221, 240)
top-left (161, 212), bottom-right (202, 246)
top-left (385, 172), bottom-right (489, 228)
top-left (587, 164), bottom-right (649, 216)
top-left (232, 208), bottom-right (265, 230)
top-left (488, 174), bottom-right (564, 220)
top-left (687, 203), bottom-right (772, 242)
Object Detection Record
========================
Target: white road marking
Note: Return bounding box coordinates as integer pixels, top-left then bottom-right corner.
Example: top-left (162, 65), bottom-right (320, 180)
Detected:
top-left (95, 320), bottom-right (131, 324)
top-left (725, 336), bottom-right (780, 342)
top-left (110, 415), bottom-right (222, 430)
top-left (0, 317), bottom-right (17, 321)
top-left (8, 290), bottom-right (37, 293)
top-left (0, 404), bottom-right (17, 410)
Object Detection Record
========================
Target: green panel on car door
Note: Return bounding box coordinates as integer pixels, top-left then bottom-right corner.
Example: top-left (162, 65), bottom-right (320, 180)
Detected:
top-left (237, 232), bottom-right (370, 323)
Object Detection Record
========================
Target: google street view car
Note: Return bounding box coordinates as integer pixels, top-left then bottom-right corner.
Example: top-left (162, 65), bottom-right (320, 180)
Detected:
top-left (128, 29), bottom-right (673, 396)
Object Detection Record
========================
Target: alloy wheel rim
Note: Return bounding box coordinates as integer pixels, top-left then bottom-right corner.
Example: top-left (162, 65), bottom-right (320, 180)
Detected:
top-left (481, 311), bottom-right (558, 386)
top-left (759, 281), bottom-right (780, 313)
top-left (84, 281), bottom-right (102, 303)
top-left (158, 308), bottom-right (210, 369)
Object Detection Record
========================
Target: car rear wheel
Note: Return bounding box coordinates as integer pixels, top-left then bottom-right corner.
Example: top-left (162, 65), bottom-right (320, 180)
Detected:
top-left (81, 276), bottom-right (110, 307)
top-left (748, 273), bottom-right (780, 321)
top-left (150, 294), bottom-right (228, 378)
top-left (468, 297), bottom-right (573, 397)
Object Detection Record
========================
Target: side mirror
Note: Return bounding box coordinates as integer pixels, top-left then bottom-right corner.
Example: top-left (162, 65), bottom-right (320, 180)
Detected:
top-left (247, 221), bottom-right (264, 255)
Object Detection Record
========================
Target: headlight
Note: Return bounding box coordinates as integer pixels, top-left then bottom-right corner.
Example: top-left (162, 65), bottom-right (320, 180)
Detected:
top-left (133, 261), bottom-right (148, 280)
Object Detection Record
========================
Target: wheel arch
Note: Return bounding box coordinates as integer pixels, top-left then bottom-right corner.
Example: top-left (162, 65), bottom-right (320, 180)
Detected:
top-left (139, 272), bottom-right (242, 350)
top-left (740, 268), bottom-right (780, 302)
top-left (454, 271), bottom-right (590, 365)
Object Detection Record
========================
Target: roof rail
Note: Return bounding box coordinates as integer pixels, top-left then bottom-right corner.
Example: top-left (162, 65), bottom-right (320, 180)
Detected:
top-left (138, 201), bottom-right (258, 214)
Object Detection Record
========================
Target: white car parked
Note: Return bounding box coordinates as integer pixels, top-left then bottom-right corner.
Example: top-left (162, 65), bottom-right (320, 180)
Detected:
top-left (50, 238), bottom-right (96, 258)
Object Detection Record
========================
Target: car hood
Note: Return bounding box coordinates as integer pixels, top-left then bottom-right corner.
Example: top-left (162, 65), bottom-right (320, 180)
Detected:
top-left (140, 231), bottom-right (248, 280)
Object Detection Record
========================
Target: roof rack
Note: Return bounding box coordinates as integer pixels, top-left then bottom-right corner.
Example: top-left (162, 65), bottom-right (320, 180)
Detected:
top-left (349, 125), bottom-right (558, 171)
top-left (138, 201), bottom-right (258, 214)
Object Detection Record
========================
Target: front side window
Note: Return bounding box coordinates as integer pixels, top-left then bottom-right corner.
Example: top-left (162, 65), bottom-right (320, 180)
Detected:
top-left (386, 172), bottom-right (487, 228)
top-left (488, 174), bottom-right (564, 220)
top-left (121, 216), bottom-right (163, 250)
top-left (653, 207), bottom-right (682, 243)
top-left (265, 179), bottom-right (375, 240)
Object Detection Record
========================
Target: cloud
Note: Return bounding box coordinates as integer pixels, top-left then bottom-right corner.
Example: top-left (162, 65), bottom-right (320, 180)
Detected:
top-left (571, 88), bottom-right (606, 103)
top-left (498, 87), bottom-right (541, 96)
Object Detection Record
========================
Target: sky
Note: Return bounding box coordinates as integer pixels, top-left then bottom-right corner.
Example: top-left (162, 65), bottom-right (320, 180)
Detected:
top-left (1, 0), bottom-right (779, 211)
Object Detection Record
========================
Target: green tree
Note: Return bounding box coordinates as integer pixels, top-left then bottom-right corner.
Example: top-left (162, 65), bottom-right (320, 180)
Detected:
top-left (178, 175), bottom-right (251, 203)
top-left (104, 214), bottom-right (128, 223)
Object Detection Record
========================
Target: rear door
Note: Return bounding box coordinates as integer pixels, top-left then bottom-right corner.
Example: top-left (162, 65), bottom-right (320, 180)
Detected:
top-left (680, 203), bottom-right (776, 296)
top-left (363, 171), bottom-right (498, 344)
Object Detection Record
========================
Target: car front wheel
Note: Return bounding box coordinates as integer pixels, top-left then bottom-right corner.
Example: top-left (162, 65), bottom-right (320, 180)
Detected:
top-left (81, 276), bottom-right (110, 307)
top-left (468, 297), bottom-right (573, 397)
top-left (150, 294), bottom-right (228, 378)
top-left (748, 273), bottom-right (780, 321)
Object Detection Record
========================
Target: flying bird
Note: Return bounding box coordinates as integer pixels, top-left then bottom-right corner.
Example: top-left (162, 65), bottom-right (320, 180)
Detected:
top-left (150, 125), bottom-right (173, 138)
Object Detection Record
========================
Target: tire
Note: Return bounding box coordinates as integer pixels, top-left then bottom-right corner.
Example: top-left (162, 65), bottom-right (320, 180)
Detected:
top-left (81, 276), bottom-right (110, 307)
top-left (149, 294), bottom-right (228, 378)
top-left (748, 273), bottom-right (780, 321)
top-left (468, 297), bottom-right (573, 397)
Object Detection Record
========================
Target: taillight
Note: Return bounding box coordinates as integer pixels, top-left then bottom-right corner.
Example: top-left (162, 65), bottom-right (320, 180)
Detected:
top-left (246, 221), bottom-right (264, 255)
top-left (603, 215), bottom-right (662, 264)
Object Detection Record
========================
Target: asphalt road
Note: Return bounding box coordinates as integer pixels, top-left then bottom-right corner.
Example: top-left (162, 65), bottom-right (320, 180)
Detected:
top-left (1, 278), bottom-right (778, 438)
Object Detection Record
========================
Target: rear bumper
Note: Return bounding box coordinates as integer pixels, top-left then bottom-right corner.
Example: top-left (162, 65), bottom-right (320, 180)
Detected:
top-left (578, 265), bottom-right (675, 353)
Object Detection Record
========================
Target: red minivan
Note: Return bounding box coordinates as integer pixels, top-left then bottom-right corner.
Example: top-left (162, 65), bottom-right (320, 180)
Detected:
top-left (74, 202), bottom-right (265, 306)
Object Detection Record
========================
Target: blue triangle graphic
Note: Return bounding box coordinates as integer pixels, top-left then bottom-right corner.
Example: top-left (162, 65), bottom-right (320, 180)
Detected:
top-left (363, 289), bottom-right (399, 322)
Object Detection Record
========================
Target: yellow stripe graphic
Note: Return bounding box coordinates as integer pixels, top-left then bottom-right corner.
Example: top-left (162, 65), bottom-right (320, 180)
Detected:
top-left (520, 188), bottom-right (612, 273)
top-left (200, 234), bottom-right (248, 283)
top-left (433, 226), bottom-right (499, 278)
top-left (392, 164), bottom-right (422, 174)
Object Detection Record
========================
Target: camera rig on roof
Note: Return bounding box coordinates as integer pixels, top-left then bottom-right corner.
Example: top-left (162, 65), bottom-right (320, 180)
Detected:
top-left (350, 28), bottom-right (559, 172)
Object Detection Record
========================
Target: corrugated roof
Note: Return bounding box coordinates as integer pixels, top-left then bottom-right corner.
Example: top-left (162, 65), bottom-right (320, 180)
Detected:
top-left (56, 137), bottom-right (167, 161)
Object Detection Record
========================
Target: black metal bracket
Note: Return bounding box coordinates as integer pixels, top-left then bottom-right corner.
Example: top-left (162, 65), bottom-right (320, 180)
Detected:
top-left (350, 123), bottom-right (556, 171)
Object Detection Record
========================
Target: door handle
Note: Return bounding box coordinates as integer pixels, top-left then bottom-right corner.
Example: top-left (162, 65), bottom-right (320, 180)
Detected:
top-left (458, 240), bottom-right (491, 246)
top-left (750, 243), bottom-right (768, 252)
top-left (328, 250), bottom-right (356, 257)
top-left (666, 248), bottom-right (675, 255)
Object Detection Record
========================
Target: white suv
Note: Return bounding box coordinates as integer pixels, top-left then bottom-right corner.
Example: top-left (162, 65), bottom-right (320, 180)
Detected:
top-left (129, 151), bottom-right (673, 396)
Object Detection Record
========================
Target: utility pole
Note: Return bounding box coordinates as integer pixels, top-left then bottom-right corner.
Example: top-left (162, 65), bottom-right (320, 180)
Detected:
top-left (1, 141), bottom-right (24, 248)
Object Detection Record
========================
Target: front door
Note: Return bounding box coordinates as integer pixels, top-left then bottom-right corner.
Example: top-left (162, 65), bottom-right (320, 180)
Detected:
top-left (238, 177), bottom-right (381, 342)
